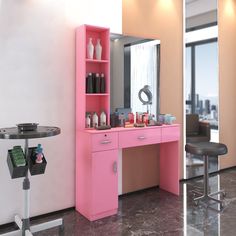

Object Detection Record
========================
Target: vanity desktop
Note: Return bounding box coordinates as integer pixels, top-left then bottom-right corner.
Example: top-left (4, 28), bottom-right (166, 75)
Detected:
top-left (76, 125), bottom-right (180, 221)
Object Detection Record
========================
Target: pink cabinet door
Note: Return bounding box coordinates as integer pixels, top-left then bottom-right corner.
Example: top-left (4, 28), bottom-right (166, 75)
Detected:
top-left (91, 149), bottom-right (118, 216)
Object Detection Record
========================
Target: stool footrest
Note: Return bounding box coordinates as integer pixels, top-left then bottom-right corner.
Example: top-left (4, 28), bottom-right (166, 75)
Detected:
top-left (193, 190), bottom-right (225, 210)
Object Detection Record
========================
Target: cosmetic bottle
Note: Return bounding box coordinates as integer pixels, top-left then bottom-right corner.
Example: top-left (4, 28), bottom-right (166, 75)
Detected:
top-left (95, 73), bottom-right (100, 93)
top-left (100, 111), bottom-right (106, 126)
top-left (100, 73), bottom-right (106, 93)
top-left (92, 112), bottom-right (98, 128)
top-left (87, 38), bottom-right (94, 59)
top-left (86, 112), bottom-right (91, 128)
top-left (118, 113), bottom-right (125, 127)
top-left (95, 38), bottom-right (102, 60)
top-left (86, 73), bottom-right (93, 93)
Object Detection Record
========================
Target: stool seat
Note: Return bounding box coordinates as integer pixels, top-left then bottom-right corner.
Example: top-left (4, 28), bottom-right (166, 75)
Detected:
top-left (185, 142), bottom-right (227, 156)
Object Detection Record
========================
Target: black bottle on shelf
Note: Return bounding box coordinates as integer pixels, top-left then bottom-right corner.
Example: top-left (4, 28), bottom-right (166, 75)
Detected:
top-left (100, 73), bottom-right (106, 93)
top-left (92, 73), bottom-right (96, 93)
top-left (86, 73), bottom-right (93, 93)
top-left (95, 73), bottom-right (100, 93)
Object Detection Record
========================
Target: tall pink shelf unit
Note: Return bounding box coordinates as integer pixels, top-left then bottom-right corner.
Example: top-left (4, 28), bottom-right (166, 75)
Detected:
top-left (76, 25), bottom-right (117, 221)
top-left (76, 24), bottom-right (110, 130)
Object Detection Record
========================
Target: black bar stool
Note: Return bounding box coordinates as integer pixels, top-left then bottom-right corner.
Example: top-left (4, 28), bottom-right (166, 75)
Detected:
top-left (185, 142), bottom-right (228, 210)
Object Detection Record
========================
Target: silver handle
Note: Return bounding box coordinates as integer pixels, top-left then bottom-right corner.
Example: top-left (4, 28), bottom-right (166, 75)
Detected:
top-left (100, 140), bottom-right (111, 144)
top-left (138, 136), bottom-right (146, 140)
top-left (113, 161), bottom-right (117, 173)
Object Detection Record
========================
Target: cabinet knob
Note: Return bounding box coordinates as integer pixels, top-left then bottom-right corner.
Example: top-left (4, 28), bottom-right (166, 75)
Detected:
top-left (113, 161), bottom-right (117, 173)
top-left (100, 140), bottom-right (111, 144)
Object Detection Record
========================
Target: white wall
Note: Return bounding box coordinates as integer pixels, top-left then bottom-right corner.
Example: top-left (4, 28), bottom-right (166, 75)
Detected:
top-left (66, 0), bottom-right (122, 34)
top-left (0, 0), bottom-right (121, 224)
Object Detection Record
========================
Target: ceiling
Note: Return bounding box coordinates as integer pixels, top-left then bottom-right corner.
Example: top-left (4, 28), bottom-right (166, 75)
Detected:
top-left (186, 0), bottom-right (199, 4)
top-left (186, 0), bottom-right (217, 18)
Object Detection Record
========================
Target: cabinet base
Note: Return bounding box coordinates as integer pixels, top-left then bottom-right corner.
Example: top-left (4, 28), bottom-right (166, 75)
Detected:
top-left (76, 208), bottom-right (117, 221)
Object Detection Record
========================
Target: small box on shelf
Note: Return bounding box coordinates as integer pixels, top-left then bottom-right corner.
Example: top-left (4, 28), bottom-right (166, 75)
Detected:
top-left (28, 147), bottom-right (47, 176)
top-left (7, 148), bottom-right (28, 179)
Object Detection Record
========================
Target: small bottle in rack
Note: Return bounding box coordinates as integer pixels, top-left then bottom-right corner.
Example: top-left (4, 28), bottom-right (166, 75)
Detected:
top-left (35, 144), bottom-right (43, 164)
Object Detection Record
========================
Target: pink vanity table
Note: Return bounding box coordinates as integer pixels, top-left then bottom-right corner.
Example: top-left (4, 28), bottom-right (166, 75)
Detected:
top-left (76, 24), bottom-right (180, 221)
top-left (76, 125), bottom-right (180, 221)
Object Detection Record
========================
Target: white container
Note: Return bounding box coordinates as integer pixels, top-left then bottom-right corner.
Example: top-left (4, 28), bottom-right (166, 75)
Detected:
top-left (100, 111), bottom-right (106, 126)
top-left (86, 113), bottom-right (91, 128)
top-left (92, 112), bottom-right (98, 128)
top-left (87, 38), bottom-right (94, 59)
top-left (95, 38), bottom-right (102, 60)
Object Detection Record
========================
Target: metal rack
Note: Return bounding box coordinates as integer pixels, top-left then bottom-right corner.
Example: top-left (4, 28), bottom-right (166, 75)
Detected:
top-left (0, 125), bottom-right (64, 236)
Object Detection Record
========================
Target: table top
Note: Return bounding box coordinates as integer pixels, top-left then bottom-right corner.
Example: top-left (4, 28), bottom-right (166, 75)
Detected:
top-left (0, 126), bottom-right (61, 139)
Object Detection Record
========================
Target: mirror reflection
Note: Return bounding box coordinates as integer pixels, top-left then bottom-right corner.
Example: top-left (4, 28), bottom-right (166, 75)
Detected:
top-left (110, 34), bottom-right (160, 127)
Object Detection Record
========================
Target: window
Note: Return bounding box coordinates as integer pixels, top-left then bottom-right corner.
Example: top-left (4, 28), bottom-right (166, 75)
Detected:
top-left (185, 26), bottom-right (218, 130)
top-left (124, 40), bottom-right (160, 118)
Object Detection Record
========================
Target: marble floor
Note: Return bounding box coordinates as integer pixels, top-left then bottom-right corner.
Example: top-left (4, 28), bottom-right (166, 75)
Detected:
top-left (1, 168), bottom-right (236, 236)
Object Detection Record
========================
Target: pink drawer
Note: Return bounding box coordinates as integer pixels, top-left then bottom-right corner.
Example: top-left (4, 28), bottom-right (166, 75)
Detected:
top-left (161, 126), bottom-right (180, 142)
top-left (91, 132), bottom-right (118, 152)
top-left (119, 128), bottom-right (161, 148)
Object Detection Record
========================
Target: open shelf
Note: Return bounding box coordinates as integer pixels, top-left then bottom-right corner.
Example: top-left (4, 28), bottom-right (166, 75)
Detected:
top-left (76, 24), bottom-right (110, 129)
top-left (86, 93), bottom-right (109, 96)
top-left (86, 59), bottom-right (109, 63)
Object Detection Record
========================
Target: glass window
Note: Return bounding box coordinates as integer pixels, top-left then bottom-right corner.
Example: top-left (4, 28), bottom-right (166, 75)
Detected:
top-left (195, 42), bottom-right (218, 128)
top-left (185, 47), bottom-right (192, 114)
top-left (130, 42), bottom-right (159, 117)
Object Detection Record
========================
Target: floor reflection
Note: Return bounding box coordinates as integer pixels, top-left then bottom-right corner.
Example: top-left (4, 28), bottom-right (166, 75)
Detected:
top-left (1, 168), bottom-right (236, 235)
top-left (186, 154), bottom-right (218, 179)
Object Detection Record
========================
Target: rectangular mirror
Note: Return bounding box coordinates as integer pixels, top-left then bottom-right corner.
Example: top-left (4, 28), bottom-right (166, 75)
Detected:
top-left (110, 34), bottom-right (160, 120)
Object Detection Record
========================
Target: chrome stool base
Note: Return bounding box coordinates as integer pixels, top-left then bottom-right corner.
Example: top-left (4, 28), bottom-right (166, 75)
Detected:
top-left (192, 155), bottom-right (225, 210)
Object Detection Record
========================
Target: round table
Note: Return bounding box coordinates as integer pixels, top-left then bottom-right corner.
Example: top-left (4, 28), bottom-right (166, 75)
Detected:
top-left (0, 125), bottom-right (64, 236)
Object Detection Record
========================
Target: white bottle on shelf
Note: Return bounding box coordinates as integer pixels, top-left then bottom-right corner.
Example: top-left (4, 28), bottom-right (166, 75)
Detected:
top-left (95, 38), bottom-right (102, 60)
top-left (85, 113), bottom-right (91, 128)
top-left (100, 111), bottom-right (106, 126)
top-left (87, 38), bottom-right (94, 59)
top-left (92, 112), bottom-right (98, 128)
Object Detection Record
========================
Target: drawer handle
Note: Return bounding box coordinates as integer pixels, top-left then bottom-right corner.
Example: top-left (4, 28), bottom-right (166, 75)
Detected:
top-left (138, 136), bottom-right (146, 140)
top-left (113, 161), bottom-right (117, 173)
top-left (100, 140), bottom-right (111, 144)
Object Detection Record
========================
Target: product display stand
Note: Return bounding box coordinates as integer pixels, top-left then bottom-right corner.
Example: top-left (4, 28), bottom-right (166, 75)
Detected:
top-left (0, 126), bottom-right (64, 236)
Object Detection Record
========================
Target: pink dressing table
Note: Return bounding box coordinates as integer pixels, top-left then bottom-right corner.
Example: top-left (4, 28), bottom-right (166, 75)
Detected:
top-left (76, 124), bottom-right (180, 221)
top-left (75, 24), bottom-right (180, 222)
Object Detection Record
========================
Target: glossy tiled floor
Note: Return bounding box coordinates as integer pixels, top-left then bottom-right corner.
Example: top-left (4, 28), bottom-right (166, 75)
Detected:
top-left (1, 168), bottom-right (236, 236)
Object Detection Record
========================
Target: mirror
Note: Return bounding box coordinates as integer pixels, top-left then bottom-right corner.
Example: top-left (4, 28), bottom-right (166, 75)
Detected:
top-left (110, 34), bottom-right (160, 120)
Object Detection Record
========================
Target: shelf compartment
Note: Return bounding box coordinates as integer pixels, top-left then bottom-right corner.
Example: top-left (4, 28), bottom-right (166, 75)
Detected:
top-left (85, 26), bottom-right (110, 61)
top-left (86, 95), bottom-right (109, 114)
top-left (28, 147), bottom-right (47, 176)
top-left (7, 149), bottom-right (28, 179)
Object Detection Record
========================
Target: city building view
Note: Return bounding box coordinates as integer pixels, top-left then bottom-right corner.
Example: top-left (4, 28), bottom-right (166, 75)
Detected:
top-left (186, 93), bottom-right (218, 129)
